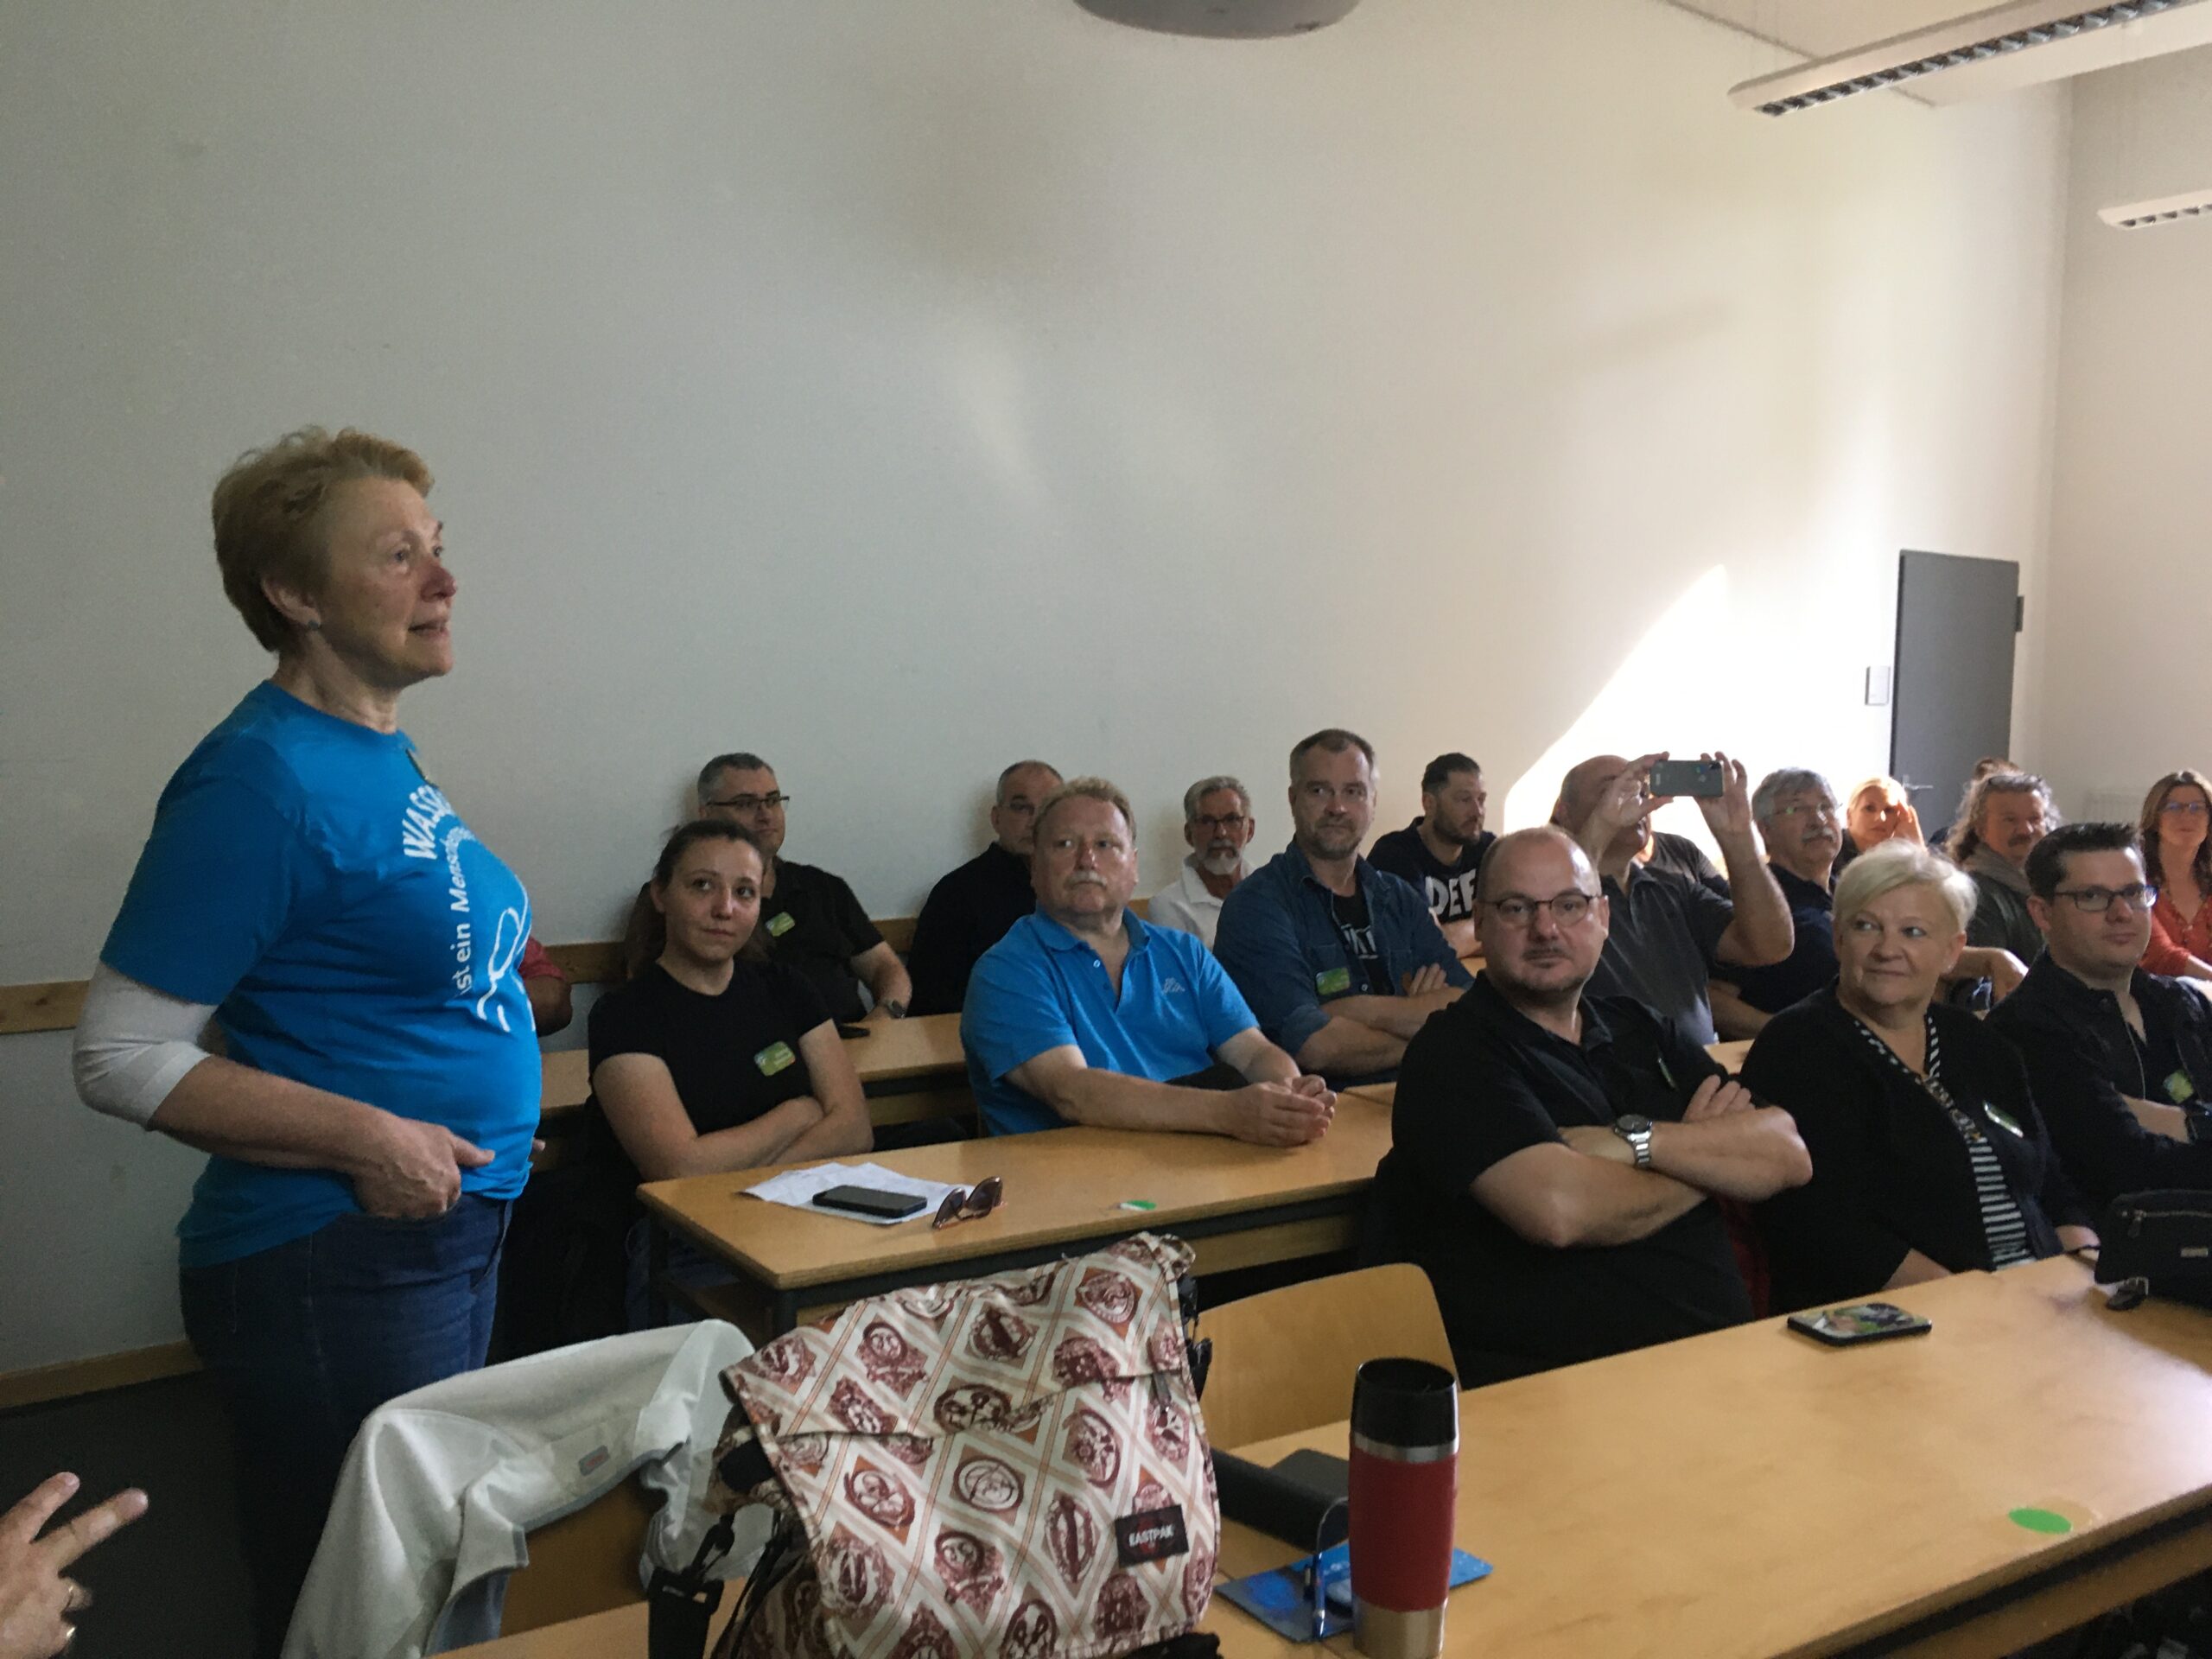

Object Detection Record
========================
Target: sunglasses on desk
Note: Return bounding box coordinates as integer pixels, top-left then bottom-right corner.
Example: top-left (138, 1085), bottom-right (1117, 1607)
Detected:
top-left (933, 1176), bottom-right (1005, 1230)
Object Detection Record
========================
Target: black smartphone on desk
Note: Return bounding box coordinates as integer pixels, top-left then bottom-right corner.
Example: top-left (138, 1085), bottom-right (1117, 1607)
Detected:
top-left (811, 1185), bottom-right (926, 1221)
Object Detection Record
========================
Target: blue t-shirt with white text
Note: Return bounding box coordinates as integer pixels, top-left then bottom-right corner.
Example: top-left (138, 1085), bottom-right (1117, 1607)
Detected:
top-left (102, 682), bottom-right (540, 1268)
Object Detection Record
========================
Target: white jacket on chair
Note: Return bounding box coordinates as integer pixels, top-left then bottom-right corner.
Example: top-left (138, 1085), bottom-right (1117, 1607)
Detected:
top-left (284, 1320), bottom-right (764, 1659)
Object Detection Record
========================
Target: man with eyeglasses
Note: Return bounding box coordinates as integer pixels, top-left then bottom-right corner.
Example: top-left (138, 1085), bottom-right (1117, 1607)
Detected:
top-left (1710, 768), bottom-right (2028, 1039)
top-left (622, 752), bottom-right (911, 1025)
top-left (1368, 753), bottom-right (1496, 957)
top-left (1370, 827), bottom-right (1811, 1384)
top-left (1216, 729), bottom-right (1472, 1084)
top-left (1986, 822), bottom-right (2212, 1205)
top-left (1146, 775), bottom-right (1257, 950)
top-left (1552, 752), bottom-right (1794, 1048)
top-left (906, 760), bottom-right (1063, 1014)
top-left (963, 779), bottom-right (1334, 1141)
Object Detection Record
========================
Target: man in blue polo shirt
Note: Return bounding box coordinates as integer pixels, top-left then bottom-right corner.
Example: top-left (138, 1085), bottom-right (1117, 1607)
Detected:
top-left (1215, 729), bottom-right (1472, 1083)
top-left (963, 778), bottom-right (1336, 1141)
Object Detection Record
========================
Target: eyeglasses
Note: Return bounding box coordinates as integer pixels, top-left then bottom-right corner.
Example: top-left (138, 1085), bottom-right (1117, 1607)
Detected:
top-left (704, 792), bottom-right (790, 813)
top-left (1484, 891), bottom-right (1599, 927)
top-left (1193, 814), bottom-right (1249, 833)
top-left (2054, 884), bottom-right (2158, 913)
top-left (932, 1176), bottom-right (1004, 1230)
top-left (2161, 800), bottom-right (2210, 817)
top-left (1768, 801), bottom-right (1839, 821)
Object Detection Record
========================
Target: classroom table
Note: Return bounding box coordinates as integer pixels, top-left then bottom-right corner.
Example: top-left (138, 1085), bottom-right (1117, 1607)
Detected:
top-left (538, 1012), bottom-right (970, 1129)
top-left (637, 1090), bottom-right (1394, 1334)
top-left (455, 1258), bottom-right (2212, 1658)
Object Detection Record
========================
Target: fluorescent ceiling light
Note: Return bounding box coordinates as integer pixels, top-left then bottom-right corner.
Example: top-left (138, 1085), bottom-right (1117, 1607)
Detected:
top-left (1728, 0), bottom-right (2203, 117)
top-left (2099, 188), bottom-right (2212, 228)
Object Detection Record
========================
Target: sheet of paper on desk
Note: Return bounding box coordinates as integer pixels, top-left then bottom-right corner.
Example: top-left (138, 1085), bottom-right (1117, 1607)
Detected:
top-left (743, 1162), bottom-right (964, 1225)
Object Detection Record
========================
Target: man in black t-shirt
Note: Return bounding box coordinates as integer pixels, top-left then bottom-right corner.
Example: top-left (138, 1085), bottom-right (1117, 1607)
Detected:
top-left (1368, 752), bottom-right (1495, 957)
top-left (906, 759), bottom-right (1062, 1014)
top-left (623, 753), bottom-right (912, 1026)
top-left (1373, 827), bottom-right (1811, 1384)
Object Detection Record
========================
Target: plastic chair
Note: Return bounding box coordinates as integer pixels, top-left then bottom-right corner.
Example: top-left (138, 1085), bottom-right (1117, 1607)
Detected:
top-left (1198, 1262), bottom-right (1455, 1451)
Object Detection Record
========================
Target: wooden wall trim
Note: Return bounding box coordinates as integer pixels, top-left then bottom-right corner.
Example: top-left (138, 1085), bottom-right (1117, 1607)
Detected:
top-left (0, 1341), bottom-right (200, 1413)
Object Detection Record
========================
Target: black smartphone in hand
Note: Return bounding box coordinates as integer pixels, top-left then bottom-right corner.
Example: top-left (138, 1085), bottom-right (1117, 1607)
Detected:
top-left (1649, 759), bottom-right (1725, 798)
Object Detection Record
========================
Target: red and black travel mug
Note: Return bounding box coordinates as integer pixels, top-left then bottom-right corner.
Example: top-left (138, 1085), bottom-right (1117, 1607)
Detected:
top-left (1348, 1357), bottom-right (1459, 1658)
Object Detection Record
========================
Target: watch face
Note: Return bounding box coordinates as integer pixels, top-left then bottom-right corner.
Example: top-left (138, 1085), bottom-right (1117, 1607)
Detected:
top-left (1616, 1115), bottom-right (1653, 1135)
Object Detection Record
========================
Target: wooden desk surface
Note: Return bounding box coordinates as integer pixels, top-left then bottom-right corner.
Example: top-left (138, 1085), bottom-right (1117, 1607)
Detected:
top-left (1230, 1257), bottom-right (2212, 1657)
top-left (639, 1092), bottom-right (1394, 1293)
top-left (540, 1014), bottom-right (968, 1119)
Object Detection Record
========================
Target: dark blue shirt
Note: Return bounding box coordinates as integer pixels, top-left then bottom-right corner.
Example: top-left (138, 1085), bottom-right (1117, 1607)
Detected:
top-left (1719, 864), bottom-right (1835, 1014)
top-left (1213, 841), bottom-right (1471, 1065)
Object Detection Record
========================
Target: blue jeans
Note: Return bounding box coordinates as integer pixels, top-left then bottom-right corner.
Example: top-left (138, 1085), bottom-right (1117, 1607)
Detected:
top-left (181, 1194), bottom-right (511, 1659)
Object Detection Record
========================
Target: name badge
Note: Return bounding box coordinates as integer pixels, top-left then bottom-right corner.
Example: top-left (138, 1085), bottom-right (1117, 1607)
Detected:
top-left (754, 1041), bottom-right (797, 1077)
top-left (2166, 1070), bottom-right (2197, 1105)
top-left (765, 912), bottom-right (796, 938)
top-left (1981, 1102), bottom-right (2025, 1138)
top-left (1315, 966), bottom-right (1352, 997)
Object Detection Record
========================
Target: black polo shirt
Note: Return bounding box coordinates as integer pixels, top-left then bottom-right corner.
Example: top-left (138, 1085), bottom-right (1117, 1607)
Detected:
top-left (1647, 832), bottom-right (1729, 898)
top-left (1367, 818), bottom-right (1493, 930)
top-left (1372, 975), bottom-right (1750, 1386)
top-left (1742, 988), bottom-right (2087, 1313)
top-left (1586, 863), bottom-right (1734, 1048)
top-left (1987, 957), bottom-right (2212, 1206)
top-left (905, 842), bottom-right (1036, 1015)
top-left (1715, 864), bottom-right (1835, 1015)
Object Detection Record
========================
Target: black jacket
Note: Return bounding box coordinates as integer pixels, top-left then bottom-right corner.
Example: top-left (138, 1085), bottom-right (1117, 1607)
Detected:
top-left (1742, 988), bottom-right (2088, 1313)
top-left (1986, 957), bottom-right (2212, 1207)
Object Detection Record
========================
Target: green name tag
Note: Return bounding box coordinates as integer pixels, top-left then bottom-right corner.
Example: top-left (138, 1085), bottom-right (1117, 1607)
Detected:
top-left (2166, 1070), bottom-right (2197, 1105)
top-left (754, 1041), bottom-right (797, 1077)
top-left (1982, 1102), bottom-right (2025, 1139)
top-left (1315, 966), bottom-right (1352, 998)
top-left (765, 912), bottom-right (796, 938)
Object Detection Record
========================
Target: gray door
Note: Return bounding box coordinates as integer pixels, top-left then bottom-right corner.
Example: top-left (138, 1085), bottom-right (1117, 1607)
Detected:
top-left (1889, 550), bottom-right (2019, 841)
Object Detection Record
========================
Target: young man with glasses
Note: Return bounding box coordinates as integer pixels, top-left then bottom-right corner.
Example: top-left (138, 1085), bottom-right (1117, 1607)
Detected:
top-left (1368, 753), bottom-right (1497, 957)
top-left (1215, 730), bottom-right (1471, 1084)
top-left (1146, 776), bottom-right (1258, 950)
top-left (1987, 822), bottom-right (2212, 1204)
top-left (1370, 827), bottom-right (1810, 1384)
top-left (621, 753), bottom-right (911, 1025)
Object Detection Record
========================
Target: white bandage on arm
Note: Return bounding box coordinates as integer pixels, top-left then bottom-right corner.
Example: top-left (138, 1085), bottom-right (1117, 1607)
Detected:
top-left (73, 963), bottom-right (219, 1127)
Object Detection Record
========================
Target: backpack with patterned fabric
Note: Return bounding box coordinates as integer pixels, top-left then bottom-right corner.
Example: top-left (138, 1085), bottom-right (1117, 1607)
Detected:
top-left (704, 1232), bottom-right (1218, 1659)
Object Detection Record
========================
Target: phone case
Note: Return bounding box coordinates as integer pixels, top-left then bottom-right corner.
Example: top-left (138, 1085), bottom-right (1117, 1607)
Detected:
top-left (1787, 1301), bottom-right (1933, 1345)
top-left (811, 1185), bottom-right (927, 1219)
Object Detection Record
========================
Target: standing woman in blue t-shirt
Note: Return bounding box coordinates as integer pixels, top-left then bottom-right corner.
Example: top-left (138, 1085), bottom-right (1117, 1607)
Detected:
top-left (72, 429), bottom-right (540, 1657)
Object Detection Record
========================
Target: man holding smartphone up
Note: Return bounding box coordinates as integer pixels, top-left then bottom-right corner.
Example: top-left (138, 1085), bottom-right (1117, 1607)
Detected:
top-left (1553, 752), bottom-right (1794, 1047)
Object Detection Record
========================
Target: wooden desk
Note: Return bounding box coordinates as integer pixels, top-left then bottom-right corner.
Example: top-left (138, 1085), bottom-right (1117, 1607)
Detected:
top-left (1228, 1258), bottom-right (2212, 1656)
top-left (538, 1013), bottom-right (971, 1130)
top-left (639, 1092), bottom-right (1393, 1333)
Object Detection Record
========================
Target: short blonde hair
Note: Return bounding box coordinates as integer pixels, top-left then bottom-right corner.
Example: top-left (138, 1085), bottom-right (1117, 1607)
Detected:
top-left (1034, 777), bottom-right (1135, 842)
top-left (1832, 840), bottom-right (1976, 938)
top-left (211, 427), bottom-right (433, 652)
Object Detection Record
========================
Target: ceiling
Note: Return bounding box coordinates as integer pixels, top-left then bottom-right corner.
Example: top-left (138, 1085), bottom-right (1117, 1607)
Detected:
top-left (1659, 0), bottom-right (2212, 106)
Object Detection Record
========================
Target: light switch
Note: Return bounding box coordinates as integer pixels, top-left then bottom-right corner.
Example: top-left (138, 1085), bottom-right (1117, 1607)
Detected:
top-left (1866, 667), bottom-right (1892, 707)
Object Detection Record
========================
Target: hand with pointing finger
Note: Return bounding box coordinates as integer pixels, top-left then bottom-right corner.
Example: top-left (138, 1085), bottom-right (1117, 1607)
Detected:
top-left (0, 1474), bottom-right (148, 1659)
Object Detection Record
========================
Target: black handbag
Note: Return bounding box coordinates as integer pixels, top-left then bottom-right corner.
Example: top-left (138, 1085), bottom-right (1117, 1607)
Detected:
top-left (2094, 1192), bottom-right (2212, 1312)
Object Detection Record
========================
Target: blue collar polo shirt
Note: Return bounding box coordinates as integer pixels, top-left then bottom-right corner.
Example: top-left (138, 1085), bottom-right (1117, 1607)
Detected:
top-left (961, 911), bottom-right (1262, 1135)
top-left (1212, 841), bottom-right (1471, 1076)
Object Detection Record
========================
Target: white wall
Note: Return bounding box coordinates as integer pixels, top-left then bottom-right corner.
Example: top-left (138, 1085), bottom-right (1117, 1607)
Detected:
top-left (2034, 47), bottom-right (2212, 820)
top-left (0, 0), bottom-right (2070, 1371)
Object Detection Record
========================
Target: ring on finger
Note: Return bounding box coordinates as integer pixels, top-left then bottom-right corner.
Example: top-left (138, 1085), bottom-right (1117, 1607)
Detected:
top-left (63, 1580), bottom-right (92, 1614)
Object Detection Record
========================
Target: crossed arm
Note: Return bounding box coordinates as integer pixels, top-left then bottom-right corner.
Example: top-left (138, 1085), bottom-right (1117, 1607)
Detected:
top-left (594, 1020), bottom-right (873, 1181)
top-left (1007, 1027), bottom-right (1336, 1147)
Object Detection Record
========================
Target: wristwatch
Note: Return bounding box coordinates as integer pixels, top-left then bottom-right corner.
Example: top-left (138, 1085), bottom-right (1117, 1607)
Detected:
top-left (1613, 1114), bottom-right (1656, 1169)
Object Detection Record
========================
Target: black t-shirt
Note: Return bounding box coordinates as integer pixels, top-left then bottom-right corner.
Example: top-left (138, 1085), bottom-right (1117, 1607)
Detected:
top-left (1987, 958), bottom-right (2212, 1207)
top-left (906, 843), bottom-right (1036, 1015)
top-left (1366, 819), bottom-right (1493, 926)
top-left (1742, 988), bottom-right (2087, 1313)
top-left (1372, 976), bottom-right (1751, 1385)
top-left (1330, 889), bottom-right (1393, 995)
top-left (587, 959), bottom-right (831, 1184)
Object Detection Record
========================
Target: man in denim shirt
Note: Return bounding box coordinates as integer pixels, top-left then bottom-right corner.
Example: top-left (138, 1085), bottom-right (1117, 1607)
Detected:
top-left (1216, 729), bottom-right (1471, 1082)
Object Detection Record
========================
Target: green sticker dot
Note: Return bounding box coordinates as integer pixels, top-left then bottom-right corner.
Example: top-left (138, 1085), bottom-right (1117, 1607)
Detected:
top-left (2009, 1508), bottom-right (2073, 1535)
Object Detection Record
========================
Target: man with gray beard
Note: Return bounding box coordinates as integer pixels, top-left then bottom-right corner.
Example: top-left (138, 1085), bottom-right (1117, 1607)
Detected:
top-left (1147, 775), bottom-right (1257, 950)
